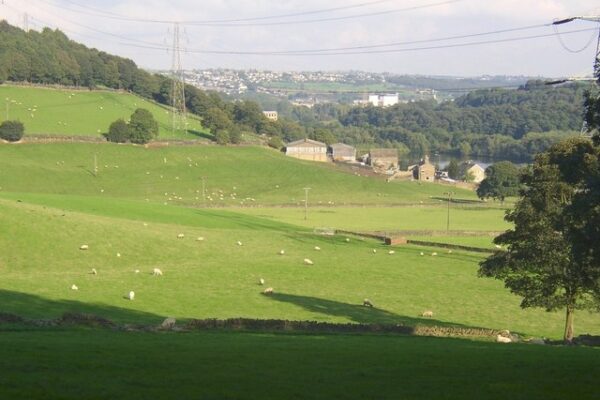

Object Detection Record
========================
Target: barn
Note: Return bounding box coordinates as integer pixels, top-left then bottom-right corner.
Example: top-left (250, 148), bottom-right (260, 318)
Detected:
top-left (285, 138), bottom-right (329, 162)
top-left (368, 149), bottom-right (398, 170)
top-left (330, 143), bottom-right (356, 162)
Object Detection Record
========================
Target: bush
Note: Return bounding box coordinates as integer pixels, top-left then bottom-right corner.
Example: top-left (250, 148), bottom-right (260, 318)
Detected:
top-left (215, 129), bottom-right (230, 145)
top-left (0, 120), bottom-right (24, 142)
top-left (267, 136), bottom-right (284, 150)
top-left (106, 119), bottom-right (130, 143)
top-left (128, 108), bottom-right (158, 144)
top-left (229, 125), bottom-right (242, 144)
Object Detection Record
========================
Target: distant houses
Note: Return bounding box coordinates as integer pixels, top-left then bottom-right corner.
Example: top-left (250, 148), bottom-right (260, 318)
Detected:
top-left (460, 162), bottom-right (486, 183)
top-left (263, 111), bottom-right (278, 121)
top-left (414, 155), bottom-right (435, 182)
top-left (285, 138), bottom-right (328, 162)
top-left (330, 143), bottom-right (356, 162)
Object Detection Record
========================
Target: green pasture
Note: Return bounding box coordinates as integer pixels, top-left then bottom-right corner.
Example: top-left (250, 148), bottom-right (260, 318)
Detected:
top-left (236, 206), bottom-right (510, 232)
top-left (0, 329), bottom-right (598, 400)
top-left (0, 143), bottom-right (477, 205)
top-left (1, 195), bottom-right (598, 339)
top-left (0, 85), bottom-right (207, 139)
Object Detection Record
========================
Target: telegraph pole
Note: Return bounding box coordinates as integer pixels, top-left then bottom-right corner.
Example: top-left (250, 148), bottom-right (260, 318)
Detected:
top-left (170, 22), bottom-right (187, 135)
top-left (303, 187), bottom-right (311, 220)
top-left (444, 191), bottom-right (454, 232)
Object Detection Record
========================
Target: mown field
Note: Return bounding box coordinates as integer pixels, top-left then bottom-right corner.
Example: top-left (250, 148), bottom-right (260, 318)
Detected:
top-left (1, 141), bottom-right (598, 399)
top-left (0, 85), bottom-right (207, 139)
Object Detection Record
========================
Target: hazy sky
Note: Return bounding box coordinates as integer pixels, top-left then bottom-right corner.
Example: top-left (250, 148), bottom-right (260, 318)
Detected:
top-left (2, 0), bottom-right (599, 77)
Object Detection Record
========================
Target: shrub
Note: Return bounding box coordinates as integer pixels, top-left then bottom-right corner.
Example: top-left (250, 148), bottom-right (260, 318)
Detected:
top-left (215, 129), bottom-right (230, 145)
top-left (229, 125), bottom-right (242, 144)
top-left (0, 120), bottom-right (24, 142)
top-left (106, 119), bottom-right (130, 143)
top-left (268, 136), bottom-right (284, 150)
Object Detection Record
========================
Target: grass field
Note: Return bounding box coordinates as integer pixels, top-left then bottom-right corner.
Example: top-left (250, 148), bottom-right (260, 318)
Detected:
top-left (1, 141), bottom-right (599, 399)
top-left (0, 85), bottom-right (208, 139)
top-left (0, 329), bottom-right (598, 400)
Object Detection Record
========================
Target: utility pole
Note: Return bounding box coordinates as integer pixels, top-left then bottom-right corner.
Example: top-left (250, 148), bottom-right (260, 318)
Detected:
top-left (93, 153), bottom-right (98, 177)
top-left (303, 187), bottom-right (311, 220)
top-left (444, 191), bottom-right (454, 232)
top-left (170, 22), bottom-right (186, 136)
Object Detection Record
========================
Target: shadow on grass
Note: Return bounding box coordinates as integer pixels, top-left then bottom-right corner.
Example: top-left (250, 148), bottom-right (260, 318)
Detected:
top-left (267, 292), bottom-right (473, 329)
top-left (0, 289), bottom-right (163, 325)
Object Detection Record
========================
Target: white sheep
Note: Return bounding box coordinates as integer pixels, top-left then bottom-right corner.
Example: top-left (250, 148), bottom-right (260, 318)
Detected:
top-left (91, 268), bottom-right (97, 275)
top-left (177, 233), bottom-right (185, 239)
top-left (448, 250), bottom-right (453, 254)
top-left (363, 299), bottom-right (374, 307)
top-left (153, 268), bottom-right (163, 276)
top-left (372, 249), bottom-right (377, 253)
top-left (431, 252), bottom-right (438, 256)
top-left (116, 253), bottom-right (121, 258)
top-left (388, 250), bottom-right (395, 255)
top-left (420, 252), bottom-right (424, 256)
top-left (345, 238), bottom-right (350, 242)
top-left (79, 244), bottom-right (89, 250)
top-left (304, 258), bottom-right (314, 265)
top-left (196, 237), bottom-right (205, 242)
top-left (128, 291), bottom-right (135, 301)
top-left (259, 278), bottom-right (265, 285)
top-left (71, 284), bottom-right (79, 291)
top-left (314, 246), bottom-right (321, 251)
top-left (237, 241), bottom-right (243, 246)
top-left (134, 269), bottom-right (140, 274)
top-left (161, 317), bottom-right (176, 329)
top-left (279, 250), bottom-right (285, 255)
top-left (496, 335), bottom-right (512, 343)
top-left (263, 287), bottom-right (274, 295)
top-left (421, 310), bottom-right (434, 318)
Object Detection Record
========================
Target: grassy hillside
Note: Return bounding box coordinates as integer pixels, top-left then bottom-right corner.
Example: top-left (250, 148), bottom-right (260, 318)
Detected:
top-left (0, 85), bottom-right (208, 139)
top-left (0, 143), bottom-right (478, 205)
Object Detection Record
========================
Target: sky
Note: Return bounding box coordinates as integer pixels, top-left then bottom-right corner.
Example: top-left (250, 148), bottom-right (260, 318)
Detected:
top-left (1, 0), bottom-right (599, 77)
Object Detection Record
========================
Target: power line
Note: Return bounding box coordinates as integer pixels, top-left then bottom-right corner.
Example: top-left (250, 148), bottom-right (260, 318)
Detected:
top-left (116, 27), bottom-right (600, 56)
top-left (30, 0), bottom-right (466, 26)
top-left (58, 0), bottom-right (398, 24)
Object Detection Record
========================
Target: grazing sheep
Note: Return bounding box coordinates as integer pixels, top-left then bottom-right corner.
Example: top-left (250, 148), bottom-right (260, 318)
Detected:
top-left (448, 250), bottom-right (453, 254)
top-left (91, 268), bottom-right (97, 275)
top-left (372, 249), bottom-right (377, 253)
top-left (304, 258), bottom-right (314, 265)
top-left (197, 237), bottom-right (205, 241)
top-left (363, 299), bottom-right (374, 307)
top-left (263, 287), bottom-right (274, 295)
top-left (421, 310), bottom-right (434, 318)
top-left (314, 246), bottom-right (321, 251)
top-left (431, 252), bottom-right (438, 256)
top-left (345, 238), bottom-right (350, 242)
top-left (496, 335), bottom-right (512, 343)
top-left (79, 244), bottom-right (89, 250)
top-left (495, 244), bottom-right (502, 249)
top-left (116, 253), bottom-right (121, 258)
top-left (134, 269), bottom-right (140, 274)
top-left (420, 252), bottom-right (424, 256)
top-left (259, 278), bottom-right (265, 285)
top-left (71, 284), bottom-right (79, 291)
top-left (388, 250), bottom-right (395, 255)
top-left (161, 317), bottom-right (176, 329)
top-left (177, 233), bottom-right (185, 239)
top-left (279, 250), bottom-right (285, 255)
top-left (153, 268), bottom-right (163, 276)
top-left (237, 241), bottom-right (243, 246)
top-left (128, 291), bottom-right (135, 301)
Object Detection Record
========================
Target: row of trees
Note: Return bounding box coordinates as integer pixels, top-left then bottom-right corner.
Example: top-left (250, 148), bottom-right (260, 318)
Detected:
top-left (106, 109), bottom-right (158, 144)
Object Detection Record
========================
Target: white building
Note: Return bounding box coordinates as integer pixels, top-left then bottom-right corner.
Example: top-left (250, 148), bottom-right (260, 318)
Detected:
top-left (367, 94), bottom-right (399, 107)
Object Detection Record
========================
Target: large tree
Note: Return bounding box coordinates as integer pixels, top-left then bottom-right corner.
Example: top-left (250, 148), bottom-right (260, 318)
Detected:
top-left (479, 138), bottom-right (600, 343)
top-left (128, 108), bottom-right (158, 144)
top-left (477, 161), bottom-right (520, 202)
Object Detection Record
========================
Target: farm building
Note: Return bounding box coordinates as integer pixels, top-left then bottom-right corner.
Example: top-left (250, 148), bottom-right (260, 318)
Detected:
top-left (414, 155), bottom-right (436, 182)
top-left (368, 149), bottom-right (398, 170)
top-left (285, 138), bottom-right (328, 162)
top-left (263, 111), bottom-right (278, 121)
top-left (330, 143), bottom-right (356, 162)
top-left (460, 162), bottom-right (486, 183)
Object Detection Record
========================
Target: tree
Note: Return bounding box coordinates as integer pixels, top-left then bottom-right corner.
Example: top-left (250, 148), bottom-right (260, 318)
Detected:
top-left (106, 118), bottom-right (129, 143)
top-left (479, 138), bottom-right (600, 343)
top-left (267, 135), bottom-right (284, 150)
top-left (447, 160), bottom-right (459, 180)
top-left (215, 129), bottom-right (230, 145)
top-left (229, 125), bottom-right (242, 145)
top-left (128, 108), bottom-right (158, 144)
top-left (0, 120), bottom-right (24, 142)
top-left (202, 107), bottom-right (233, 135)
top-left (477, 161), bottom-right (520, 202)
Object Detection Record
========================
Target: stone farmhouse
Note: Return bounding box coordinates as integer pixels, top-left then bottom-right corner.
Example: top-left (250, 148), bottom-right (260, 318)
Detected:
top-left (330, 143), bottom-right (356, 162)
